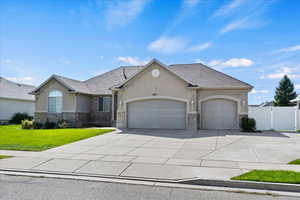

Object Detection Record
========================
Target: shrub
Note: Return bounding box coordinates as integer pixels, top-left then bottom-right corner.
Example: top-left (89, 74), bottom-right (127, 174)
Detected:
top-left (58, 120), bottom-right (69, 129)
top-left (33, 121), bottom-right (43, 129)
top-left (240, 117), bottom-right (256, 132)
top-left (9, 113), bottom-right (33, 124)
top-left (44, 120), bottom-right (57, 129)
top-left (21, 120), bottom-right (34, 129)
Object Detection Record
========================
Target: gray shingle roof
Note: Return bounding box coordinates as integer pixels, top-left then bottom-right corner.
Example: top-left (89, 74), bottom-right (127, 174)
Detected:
top-left (53, 75), bottom-right (92, 94)
top-left (0, 77), bottom-right (36, 101)
top-left (85, 66), bottom-right (142, 94)
top-left (169, 63), bottom-right (252, 89)
top-left (33, 60), bottom-right (252, 95)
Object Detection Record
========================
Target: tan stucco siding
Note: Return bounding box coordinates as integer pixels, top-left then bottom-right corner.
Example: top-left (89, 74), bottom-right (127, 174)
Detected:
top-left (197, 89), bottom-right (249, 113)
top-left (76, 94), bottom-right (91, 112)
top-left (119, 63), bottom-right (194, 111)
top-left (35, 79), bottom-right (76, 112)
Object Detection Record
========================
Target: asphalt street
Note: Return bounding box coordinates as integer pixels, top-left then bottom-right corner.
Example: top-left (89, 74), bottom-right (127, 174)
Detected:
top-left (0, 175), bottom-right (298, 200)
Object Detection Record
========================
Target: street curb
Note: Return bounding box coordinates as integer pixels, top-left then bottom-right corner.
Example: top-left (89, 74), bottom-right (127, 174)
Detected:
top-left (181, 178), bottom-right (300, 193)
top-left (0, 169), bottom-right (300, 197)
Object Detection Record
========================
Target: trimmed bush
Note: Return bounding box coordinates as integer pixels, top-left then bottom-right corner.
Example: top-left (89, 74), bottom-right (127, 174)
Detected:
top-left (21, 120), bottom-right (34, 129)
top-left (240, 117), bottom-right (256, 132)
top-left (58, 120), bottom-right (69, 129)
top-left (9, 113), bottom-right (33, 124)
top-left (44, 120), bottom-right (57, 129)
top-left (33, 121), bottom-right (43, 129)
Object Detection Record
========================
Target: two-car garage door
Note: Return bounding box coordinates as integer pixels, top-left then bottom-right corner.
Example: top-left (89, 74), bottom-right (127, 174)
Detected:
top-left (127, 98), bottom-right (238, 130)
top-left (127, 99), bottom-right (186, 129)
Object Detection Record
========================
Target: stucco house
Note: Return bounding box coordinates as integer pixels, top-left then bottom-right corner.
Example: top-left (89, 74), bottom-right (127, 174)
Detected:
top-left (0, 77), bottom-right (35, 121)
top-left (31, 59), bottom-right (253, 130)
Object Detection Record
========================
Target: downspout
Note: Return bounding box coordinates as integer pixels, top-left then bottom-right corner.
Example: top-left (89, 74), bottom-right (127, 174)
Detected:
top-left (74, 93), bottom-right (78, 127)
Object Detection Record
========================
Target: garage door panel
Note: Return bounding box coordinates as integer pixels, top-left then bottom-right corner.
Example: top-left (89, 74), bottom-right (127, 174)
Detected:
top-left (128, 99), bottom-right (186, 129)
top-left (202, 99), bottom-right (237, 130)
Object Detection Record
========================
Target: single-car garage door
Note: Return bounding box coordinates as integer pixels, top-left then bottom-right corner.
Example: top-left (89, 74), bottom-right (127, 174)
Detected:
top-left (127, 99), bottom-right (186, 129)
top-left (201, 99), bottom-right (238, 130)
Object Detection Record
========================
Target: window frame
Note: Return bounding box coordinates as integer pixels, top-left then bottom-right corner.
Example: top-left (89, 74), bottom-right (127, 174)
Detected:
top-left (99, 96), bottom-right (111, 112)
top-left (48, 90), bottom-right (63, 113)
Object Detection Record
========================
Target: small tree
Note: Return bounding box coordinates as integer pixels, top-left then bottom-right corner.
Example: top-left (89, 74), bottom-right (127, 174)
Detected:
top-left (274, 75), bottom-right (297, 106)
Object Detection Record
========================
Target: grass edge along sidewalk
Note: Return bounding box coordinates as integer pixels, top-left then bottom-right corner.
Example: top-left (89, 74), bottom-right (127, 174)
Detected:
top-left (0, 125), bottom-right (114, 151)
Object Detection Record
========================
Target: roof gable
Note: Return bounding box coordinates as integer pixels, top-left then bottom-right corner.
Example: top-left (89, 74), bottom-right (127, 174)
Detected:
top-left (31, 75), bottom-right (85, 94)
top-left (114, 59), bottom-right (194, 89)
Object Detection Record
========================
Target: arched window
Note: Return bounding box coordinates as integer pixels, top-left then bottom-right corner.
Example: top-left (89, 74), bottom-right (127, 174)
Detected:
top-left (48, 90), bottom-right (62, 113)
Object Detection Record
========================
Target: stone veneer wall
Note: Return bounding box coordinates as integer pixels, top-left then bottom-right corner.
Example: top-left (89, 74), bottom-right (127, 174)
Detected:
top-left (35, 112), bottom-right (90, 127)
top-left (89, 95), bottom-right (113, 126)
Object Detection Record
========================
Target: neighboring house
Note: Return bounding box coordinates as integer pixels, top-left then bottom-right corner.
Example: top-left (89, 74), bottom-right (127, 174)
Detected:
top-left (258, 101), bottom-right (275, 107)
top-left (0, 77), bottom-right (35, 121)
top-left (249, 101), bottom-right (274, 108)
top-left (31, 59), bottom-right (253, 130)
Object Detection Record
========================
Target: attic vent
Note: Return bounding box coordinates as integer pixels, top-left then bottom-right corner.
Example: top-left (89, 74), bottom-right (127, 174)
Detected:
top-left (123, 68), bottom-right (127, 79)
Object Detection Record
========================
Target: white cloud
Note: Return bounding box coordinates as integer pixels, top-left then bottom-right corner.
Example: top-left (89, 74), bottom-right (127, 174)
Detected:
top-left (207, 58), bottom-right (254, 68)
top-left (183, 0), bottom-right (200, 8)
top-left (250, 89), bottom-right (269, 94)
top-left (260, 67), bottom-right (300, 79)
top-left (220, 16), bottom-right (251, 34)
top-left (3, 59), bottom-right (12, 64)
top-left (213, 0), bottom-right (247, 17)
top-left (117, 56), bottom-right (149, 65)
top-left (148, 36), bottom-right (187, 54)
top-left (105, 0), bottom-right (151, 28)
top-left (295, 84), bottom-right (300, 89)
top-left (195, 58), bottom-right (205, 63)
top-left (207, 60), bottom-right (222, 66)
top-left (58, 57), bottom-right (71, 65)
top-left (275, 45), bottom-right (300, 53)
top-left (188, 41), bottom-right (212, 52)
top-left (6, 77), bottom-right (34, 85)
top-left (222, 58), bottom-right (254, 67)
top-left (219, 1), bottom-right (274, 34)
top-left (260, 90), bottom-right (269, 94)
top-left (99, 56), bottom-right (104, 60)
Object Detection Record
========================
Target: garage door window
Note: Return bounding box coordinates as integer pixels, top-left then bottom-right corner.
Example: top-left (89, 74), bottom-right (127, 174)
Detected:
top-left (99, 96), bottom-right (111, 112)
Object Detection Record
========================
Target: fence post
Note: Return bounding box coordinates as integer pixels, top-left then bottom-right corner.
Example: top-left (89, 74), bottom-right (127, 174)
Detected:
top-left (270, 106), bottom-right (274, 130)
top-left (296, 102), bottom-right (299, 131)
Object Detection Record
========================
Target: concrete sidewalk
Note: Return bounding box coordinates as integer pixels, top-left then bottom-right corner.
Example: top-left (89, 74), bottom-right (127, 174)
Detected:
top-left (2, 154), bottom-right (300, 181)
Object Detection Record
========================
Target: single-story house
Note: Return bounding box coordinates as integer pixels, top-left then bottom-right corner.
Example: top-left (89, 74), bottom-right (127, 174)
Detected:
top-left (0, 77), bottom-right (36, 121)
top-left (31, 59), bottom-right (253, 130)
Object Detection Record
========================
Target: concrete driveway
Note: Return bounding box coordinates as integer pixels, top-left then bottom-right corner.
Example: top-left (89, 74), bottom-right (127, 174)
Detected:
top-left (1, 129), bottom-right (300, 181)
top-left (44, 129), bottom-right (300, 164)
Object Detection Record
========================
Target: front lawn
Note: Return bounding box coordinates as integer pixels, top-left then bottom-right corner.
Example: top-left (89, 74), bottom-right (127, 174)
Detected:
top-left (0, 125), bottom-right (114, 151)
top-left (288, 159), bottom-right (300, 165)
top-left (232, 170), bottom-right (300, 184)
top-left (0, 155), bottom-right (12, 159)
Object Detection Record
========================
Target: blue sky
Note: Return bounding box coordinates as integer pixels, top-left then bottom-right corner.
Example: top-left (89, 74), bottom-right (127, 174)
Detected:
top-left (1, 0), bottom-right (300, 104)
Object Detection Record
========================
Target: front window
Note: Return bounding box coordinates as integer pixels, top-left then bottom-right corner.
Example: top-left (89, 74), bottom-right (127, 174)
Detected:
top-left (48, 90), bottom-right (62, 113)
top-left (99, 96), bottom-right (111, 112)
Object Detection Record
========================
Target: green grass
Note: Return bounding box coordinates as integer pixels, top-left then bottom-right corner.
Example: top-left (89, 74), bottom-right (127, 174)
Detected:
top-left (232, 170), bottom-right (300, 184)
top-left (0, 155), bottom-right (12, 159)
top-left (288, 159), bottom-right (300, 165)
top-left (0, 125), bottom-right (114, 151)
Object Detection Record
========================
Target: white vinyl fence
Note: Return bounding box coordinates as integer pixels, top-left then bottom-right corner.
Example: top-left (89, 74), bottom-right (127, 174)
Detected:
top-left (248, 106), bottom-right (300, 131)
